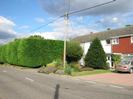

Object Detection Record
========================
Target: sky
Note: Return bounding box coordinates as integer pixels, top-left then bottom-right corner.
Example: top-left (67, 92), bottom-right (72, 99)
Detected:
top-left (0, 0), bottom-right (133, 44)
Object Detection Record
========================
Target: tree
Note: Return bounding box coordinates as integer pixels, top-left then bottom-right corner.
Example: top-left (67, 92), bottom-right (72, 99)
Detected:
top-left (85, 38), bottom-right (107, 69)
top-left (28, 35), bottom-right (45, 40)
top-left (66, 41), bottom-right (83, 63)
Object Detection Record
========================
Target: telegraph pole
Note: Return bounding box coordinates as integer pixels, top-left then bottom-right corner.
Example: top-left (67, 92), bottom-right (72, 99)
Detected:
top-left (63, 12), bottom-right (69, 69)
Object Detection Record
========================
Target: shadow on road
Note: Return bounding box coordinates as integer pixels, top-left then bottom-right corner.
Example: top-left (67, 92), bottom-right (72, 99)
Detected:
top-left (54, 84), bottom-right (60, 99)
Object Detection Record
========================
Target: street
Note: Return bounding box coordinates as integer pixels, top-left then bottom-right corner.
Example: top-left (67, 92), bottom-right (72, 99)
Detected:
top-left (0, 66), bottom-right (133, 99)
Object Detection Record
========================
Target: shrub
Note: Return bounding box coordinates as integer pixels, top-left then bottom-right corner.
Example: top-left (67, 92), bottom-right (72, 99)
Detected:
top-left (64, 63), bottom-right (81, 75)
top-left (70, 63), bottom-right (81, 72)
top-left (6, 39), bottom-right (20, 65)
top-left (112, 54), bottom-right (121, 65)
top-left (64, 65), bottom-right (72, 75)
top-left (17, 38), bottom-right (64, 67)
top-left (47, 59), bottom-right (63, 67)
top-left (66, 41), bottom-right (83, 63)
top-left (85, 38), bottom-right (107, 69)
top-left (0, 38), bottom-right (64, 68)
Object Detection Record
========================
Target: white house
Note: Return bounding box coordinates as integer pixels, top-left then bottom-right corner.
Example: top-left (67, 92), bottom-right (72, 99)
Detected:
top-left (72, 26), bottom-right (133, 68)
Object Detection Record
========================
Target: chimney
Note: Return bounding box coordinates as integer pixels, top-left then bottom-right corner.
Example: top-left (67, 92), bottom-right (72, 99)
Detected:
top-left (90, 32), bottom-right (93, 34)
top-left (107, 28), bottom-right (111, 30)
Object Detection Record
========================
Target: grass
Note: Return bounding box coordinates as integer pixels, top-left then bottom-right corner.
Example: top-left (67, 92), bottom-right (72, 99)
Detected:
top-left (71, 69), bottom-right (112, 76)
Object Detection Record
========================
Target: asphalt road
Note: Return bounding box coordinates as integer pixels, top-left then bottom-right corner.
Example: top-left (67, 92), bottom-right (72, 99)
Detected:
top-left (0, 66), bottom-right (133, 99)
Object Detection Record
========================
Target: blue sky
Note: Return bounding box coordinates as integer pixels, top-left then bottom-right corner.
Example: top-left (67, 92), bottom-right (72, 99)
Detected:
top-left (0, 0), bottom-right (133, 43)
top-left (0, 0), bottom-right (51, 32)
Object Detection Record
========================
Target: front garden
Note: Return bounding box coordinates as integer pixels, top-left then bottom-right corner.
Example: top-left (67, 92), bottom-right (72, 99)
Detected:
top-left (0, 36), bottom-right (110, 76)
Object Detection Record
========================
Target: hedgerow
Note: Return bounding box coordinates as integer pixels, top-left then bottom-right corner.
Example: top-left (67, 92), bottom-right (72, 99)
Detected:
top-left (0, 38), bottom-right (64, 67)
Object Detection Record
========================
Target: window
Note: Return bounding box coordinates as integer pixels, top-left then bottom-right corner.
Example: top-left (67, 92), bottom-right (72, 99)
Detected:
top-left (131, 36), bottom-right (133, 43)
top-left (106, 39), bottom-right (110, 44)
top-left (111, 38), bottom-right (119, 45)
top-left (131, 61), bottom-right (133, 65)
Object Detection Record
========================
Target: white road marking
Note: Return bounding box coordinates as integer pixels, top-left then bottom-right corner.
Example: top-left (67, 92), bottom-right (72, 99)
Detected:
top-left (85, 81), bottom-right (97, 84)
top-left (25, 77), bottom-right (34, 82)
top-left (3, 70), bottom-right (7, 73)
top-left (109, 85), bottom-right (124, 89)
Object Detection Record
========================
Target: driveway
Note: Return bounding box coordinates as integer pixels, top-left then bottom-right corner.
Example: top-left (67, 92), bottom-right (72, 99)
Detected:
top-left (76, 72), bottom-right (133, 87)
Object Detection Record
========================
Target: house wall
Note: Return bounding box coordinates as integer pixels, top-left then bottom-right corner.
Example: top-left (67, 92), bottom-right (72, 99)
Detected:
top-left (112, 36), bottom-right (133, 54)
top-left (81, 40), bottom-right (112, 55)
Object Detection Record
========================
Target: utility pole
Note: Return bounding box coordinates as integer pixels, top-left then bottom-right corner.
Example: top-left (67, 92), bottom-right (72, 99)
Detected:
top-left (63, 12), bottom-right (69, 69)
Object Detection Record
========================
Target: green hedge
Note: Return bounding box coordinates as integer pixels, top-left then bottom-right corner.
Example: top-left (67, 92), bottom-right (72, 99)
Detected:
top-left (0, 38), bottom-right (64, 67)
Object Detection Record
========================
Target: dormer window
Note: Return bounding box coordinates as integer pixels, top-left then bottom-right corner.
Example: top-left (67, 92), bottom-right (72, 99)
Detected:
top-left (106, 39), bottom-right (110, 44)
top-left (131, 36), bottom-right (133, 43)
top-left (111, 38), bottom-right (119, 45)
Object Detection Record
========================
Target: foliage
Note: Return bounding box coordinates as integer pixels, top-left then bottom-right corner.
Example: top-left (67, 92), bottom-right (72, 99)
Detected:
top-left (112, 54), bottom-right (121, 65)
top-left (85, 38), bottom-right (107, 69)
top-left (28, 35), bottom-right (45, 40)
top-left (64, 63), bottom-right (80, 75)
top-left (0, 38), bottom-right (64, 68)
top-left (64, 65), bottom-right (72, 75)
top-left (47, 59), bottom-right (63, 67)
top-left (69, 63), bottom-right (81, 72)
top-left (66, 41), bottom-right (83, 63)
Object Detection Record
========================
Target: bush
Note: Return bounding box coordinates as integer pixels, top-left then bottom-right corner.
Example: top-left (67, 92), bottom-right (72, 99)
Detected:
top-left (112, 54), bottom-right (121, 65)
top-left (64, 63), bottom-right (81, 75)
top-left (6, 39), bottom-right (20, 65)
top-left (70, 63), bottom-right (81, 72)
top-left (64, 65), bottom-right (72, 75)
top-left (66, 41), bottom-right (83, 63)
top-left (47, 59), bottom-right (63, 67)
top-left (85, 38), bottom-right (107, 69)
top-left (0, 38), bottom-right (64, 68)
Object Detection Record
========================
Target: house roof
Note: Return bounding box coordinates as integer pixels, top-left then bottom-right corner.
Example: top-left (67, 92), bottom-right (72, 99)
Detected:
top-left (72, 26), bottom-right (133, 43)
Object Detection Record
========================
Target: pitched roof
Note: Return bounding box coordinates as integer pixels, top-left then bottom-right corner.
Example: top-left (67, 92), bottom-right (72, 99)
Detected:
top-left (72, 26), bottom-right (133, 43)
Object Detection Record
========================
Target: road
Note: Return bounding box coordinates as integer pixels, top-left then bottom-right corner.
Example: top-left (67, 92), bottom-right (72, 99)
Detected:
top-left (0, 66), bottom-right (133, 99)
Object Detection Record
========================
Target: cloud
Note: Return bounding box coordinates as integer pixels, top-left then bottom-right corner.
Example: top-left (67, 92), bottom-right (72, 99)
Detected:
top-left (94, 12), bottom-right (133, 30)
top-left (0, 16), bottom-right (17, 43)
top-left (32, 18), bottom-right (97, 40)
top-left (35, 17), bottom-right (45, 23)
top-left (39, 0), bottom-right (133, 16)
top-left (19, 25), bottom-right (30, 29)
top-left (35, 0), bottom-right (133, 39)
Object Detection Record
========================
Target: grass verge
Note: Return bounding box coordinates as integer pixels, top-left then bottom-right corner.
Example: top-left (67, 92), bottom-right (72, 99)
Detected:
top-left (71, 69), bottom-right (112, 76)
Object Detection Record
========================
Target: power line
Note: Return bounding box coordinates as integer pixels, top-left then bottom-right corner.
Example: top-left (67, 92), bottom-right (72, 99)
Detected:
top-left (30, 0), bottom-right (116, 32)
top-left (69, 0), bottom-right (116, 15)
top-left (30, 15), bottom-right (64, 32)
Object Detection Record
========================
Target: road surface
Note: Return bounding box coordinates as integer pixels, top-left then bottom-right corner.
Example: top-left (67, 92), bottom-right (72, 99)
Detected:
top-left (0, 66), bottom-right (133, 99)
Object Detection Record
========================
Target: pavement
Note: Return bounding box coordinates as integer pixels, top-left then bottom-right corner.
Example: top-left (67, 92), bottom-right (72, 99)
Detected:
top-left (0, 66), bottom-right (133, 99)
top-left (76, 72), bottom-right (133, 87)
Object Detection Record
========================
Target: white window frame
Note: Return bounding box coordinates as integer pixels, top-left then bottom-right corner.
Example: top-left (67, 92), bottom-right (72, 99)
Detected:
top-left (131, 36), bottom-right (133, 43)
top-left (111, 38), bottom-right (119, 45)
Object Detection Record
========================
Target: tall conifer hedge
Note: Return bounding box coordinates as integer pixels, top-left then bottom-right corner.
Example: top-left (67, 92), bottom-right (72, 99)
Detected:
top-left (0, 38), bottom-right (64, 67)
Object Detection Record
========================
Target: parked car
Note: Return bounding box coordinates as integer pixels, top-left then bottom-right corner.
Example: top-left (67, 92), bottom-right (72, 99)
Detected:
top-left (115, 60), bottom-right (133, 74)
